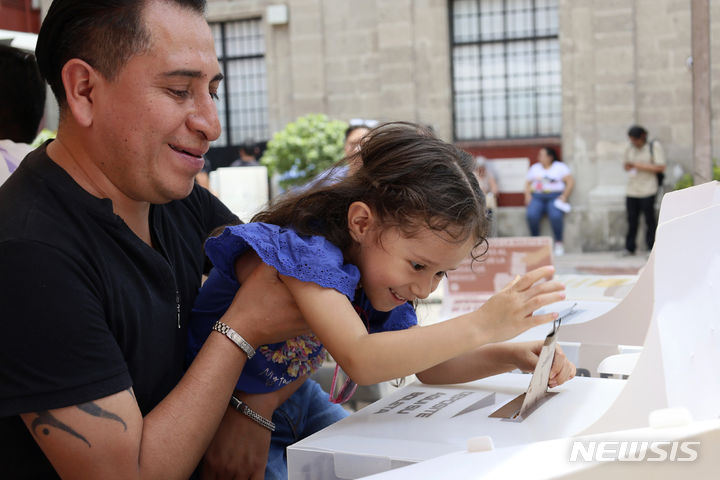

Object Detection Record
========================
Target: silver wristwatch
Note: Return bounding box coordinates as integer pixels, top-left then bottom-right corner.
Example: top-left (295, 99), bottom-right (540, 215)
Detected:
top-left (212, 320), bottom-right (255, 359)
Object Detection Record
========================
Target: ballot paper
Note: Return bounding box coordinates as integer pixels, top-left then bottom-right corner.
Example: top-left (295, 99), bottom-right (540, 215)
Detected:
top-left (490, 303), bottom-right (578, 421)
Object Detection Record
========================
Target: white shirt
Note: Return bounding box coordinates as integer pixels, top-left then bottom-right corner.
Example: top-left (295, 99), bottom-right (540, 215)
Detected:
top-left (526, 161), bottom-right (571, 193)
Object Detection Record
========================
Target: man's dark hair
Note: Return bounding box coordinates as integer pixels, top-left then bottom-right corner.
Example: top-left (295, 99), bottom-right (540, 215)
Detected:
top-left (35, 0), bottom-right (207, 109)
top-left (0, 45), bottom-right (46, 143)
top-left (627, 125), bottom-right (648, 139)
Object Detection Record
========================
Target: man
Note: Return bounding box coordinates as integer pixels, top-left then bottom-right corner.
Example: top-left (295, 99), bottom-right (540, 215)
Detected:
top-left (0, 1), bottom-right (305, 478)
top-left (303, 122), bottom-right (372, 189)
top-left (623, 125), bottom-right (666, 256)
top-left (0, 44), bottom-right (47, 186)
top-left (230, 143), bottom-right (261, 167)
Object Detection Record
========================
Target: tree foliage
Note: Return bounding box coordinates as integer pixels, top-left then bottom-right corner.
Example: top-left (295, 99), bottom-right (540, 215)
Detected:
top-left (674, 162), bottom-right (720, 190)
top-left (261, 114), bottom-right (347, 189)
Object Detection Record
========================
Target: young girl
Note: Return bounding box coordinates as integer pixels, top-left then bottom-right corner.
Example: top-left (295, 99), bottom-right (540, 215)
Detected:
top-left (189, 123), bottom-right (572, 479)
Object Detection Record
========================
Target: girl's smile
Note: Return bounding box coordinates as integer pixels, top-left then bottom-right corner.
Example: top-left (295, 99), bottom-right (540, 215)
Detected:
top-left (347, 202), bottom-right (476, 312)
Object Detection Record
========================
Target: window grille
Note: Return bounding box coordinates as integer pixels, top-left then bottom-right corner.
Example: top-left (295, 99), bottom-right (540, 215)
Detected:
top-left (450, 0), bottom-right (561, 140)
top-left (210, 18), bottom-right (269, 147)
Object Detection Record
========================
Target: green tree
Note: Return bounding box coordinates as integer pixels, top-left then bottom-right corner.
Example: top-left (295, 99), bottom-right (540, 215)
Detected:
top-left (261, 114), bottom-right (347, 189)
top-left (674, 162), bottom-right (720, 190)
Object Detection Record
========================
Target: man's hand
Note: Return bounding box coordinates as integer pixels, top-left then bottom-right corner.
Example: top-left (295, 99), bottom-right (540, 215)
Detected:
top-left (200, 379), bottom-right (307, 480)
top-left (200, 407), bottom-right (271, 480)
top-left (222, 261), bottom-right (310, 348)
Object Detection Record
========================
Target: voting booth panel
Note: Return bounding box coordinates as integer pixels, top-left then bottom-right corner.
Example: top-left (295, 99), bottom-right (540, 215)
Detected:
top-left (580, 199), bottom-right (720, 435)
top-left (287, 182), bottom-right (720, 480)
top-left (360, 418), bottom-right (720, 480)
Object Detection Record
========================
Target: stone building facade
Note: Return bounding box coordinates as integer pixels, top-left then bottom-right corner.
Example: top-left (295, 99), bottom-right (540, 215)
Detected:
top-left (31, 0), bottom-right (719, 251)
top-left (204, 0), bottom-right (720, 252)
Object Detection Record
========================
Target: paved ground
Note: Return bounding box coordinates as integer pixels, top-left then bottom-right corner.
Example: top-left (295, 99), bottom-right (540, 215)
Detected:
top-left (553, 250), bottom-right (650, 276)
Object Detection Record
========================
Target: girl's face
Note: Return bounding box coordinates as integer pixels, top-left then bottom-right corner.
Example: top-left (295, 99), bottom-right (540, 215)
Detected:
top-left (350, 218), bottom-right (476, 312)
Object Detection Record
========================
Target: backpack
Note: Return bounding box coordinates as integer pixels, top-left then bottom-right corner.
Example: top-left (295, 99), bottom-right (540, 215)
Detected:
top-left (648, 140), bottom-right (665, 187)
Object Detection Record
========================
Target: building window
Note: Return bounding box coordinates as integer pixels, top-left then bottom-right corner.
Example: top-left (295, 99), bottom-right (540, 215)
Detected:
top-left (450, 0), bottom-right (561, 141)
top-left (210, 18), bottom-right (269, 147)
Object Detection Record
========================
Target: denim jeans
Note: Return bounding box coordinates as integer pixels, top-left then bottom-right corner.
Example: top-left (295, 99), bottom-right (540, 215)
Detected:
top-left (526, 192), bottom-right (565, 241)
top-left (265, 379), bottom-right (350, 480)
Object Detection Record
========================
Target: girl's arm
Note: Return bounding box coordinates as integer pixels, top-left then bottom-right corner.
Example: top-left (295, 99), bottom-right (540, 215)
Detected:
top-left (415, 341), bottom-right (576, 388)
top-left (280, 266), bottom-right (565, 385)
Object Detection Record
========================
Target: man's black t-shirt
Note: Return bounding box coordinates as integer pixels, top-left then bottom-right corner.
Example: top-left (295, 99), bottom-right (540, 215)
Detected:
top-left (0, 144), bottom-right (237, 478)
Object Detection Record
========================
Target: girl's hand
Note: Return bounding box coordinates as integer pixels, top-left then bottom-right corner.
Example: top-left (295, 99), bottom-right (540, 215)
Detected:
top-left (477, 266), bottom-right (565, 344)
top-left (512, 341), bottom-right (576, 388)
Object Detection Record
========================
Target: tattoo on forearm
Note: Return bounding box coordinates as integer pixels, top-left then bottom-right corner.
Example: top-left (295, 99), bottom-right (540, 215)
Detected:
top-left (31, 411), bottom-right (91, 447)
top-left (30, 396), bottom-right (129, 447)
top-left (77, 401), bottom-right (127, 431)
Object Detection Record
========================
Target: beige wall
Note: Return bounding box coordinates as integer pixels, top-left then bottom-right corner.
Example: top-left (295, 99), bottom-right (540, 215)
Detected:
top-left (37, 0), bottom-right (717, 250)
top-left (206, 0), bottom-right (454, 141)
top-left (559, 0), bottom-right (719, 250)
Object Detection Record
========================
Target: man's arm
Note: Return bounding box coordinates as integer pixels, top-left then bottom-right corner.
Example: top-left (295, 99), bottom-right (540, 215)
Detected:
top-left (20, 262), bottom-right (306, 480)
top-left (200, 378), bottom-right (309, 479)
top-left (21, 332), bottom-right (245, 479)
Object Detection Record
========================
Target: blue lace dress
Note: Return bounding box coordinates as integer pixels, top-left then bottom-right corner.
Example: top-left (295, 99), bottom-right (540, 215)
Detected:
top-left (187, 222), bottom-right (418, 393)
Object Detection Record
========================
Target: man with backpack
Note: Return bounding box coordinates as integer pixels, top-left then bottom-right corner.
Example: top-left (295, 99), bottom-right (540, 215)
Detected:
top-left (623, 125), bottom-right (666, 256)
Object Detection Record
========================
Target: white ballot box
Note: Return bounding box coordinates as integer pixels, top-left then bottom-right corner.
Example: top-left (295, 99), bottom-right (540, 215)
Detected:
top-left (288, 182), bottom-right (720, 480)
top-left (361, 416), bottom-right (720, 480)
top-left (287, 374), bottom-right (626, 480)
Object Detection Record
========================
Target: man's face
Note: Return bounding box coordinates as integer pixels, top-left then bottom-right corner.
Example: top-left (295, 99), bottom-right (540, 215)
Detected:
top-left (629, 136), bottom-right (646, 149)
top-left (92, 1), bottom-right (222, 204)
top-left (344, 127), bottom-right (370, 157)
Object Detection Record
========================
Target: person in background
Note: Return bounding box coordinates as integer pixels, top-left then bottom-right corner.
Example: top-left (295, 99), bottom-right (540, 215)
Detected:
top-left (623, 125), bottom-right (666, 256)
top-left (524, 147), bottom-right (574, 256)
top-left (0, 1), bottom-right (306, 478)
top-left (303, 120), bottom-right (375, 189)
top-left (473, 155), bottom-right (499, 237)
top-left (0, 44), bottom-right (46, 186)
top-left (231, 143), bottom-right (260, 167)
top-left (343, 122), bottom-right (372, 174)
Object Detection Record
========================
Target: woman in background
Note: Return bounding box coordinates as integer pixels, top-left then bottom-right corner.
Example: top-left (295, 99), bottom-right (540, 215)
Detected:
top-left (524, 147), bottom-right (574, 256)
